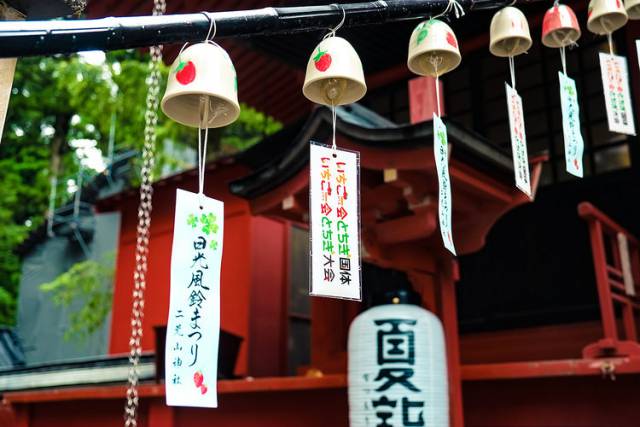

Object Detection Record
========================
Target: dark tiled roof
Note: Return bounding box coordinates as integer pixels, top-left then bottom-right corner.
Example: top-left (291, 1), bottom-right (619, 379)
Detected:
top-left (229, 104), bottom-right (515, 200)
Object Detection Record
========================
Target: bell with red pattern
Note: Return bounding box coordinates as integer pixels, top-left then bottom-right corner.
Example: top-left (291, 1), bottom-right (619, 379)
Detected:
top-left (587, 0), bottom-right (628, 35)
top-left (542, 3), bottom-right (581, 48)
top-left (302, 36), bottom-right (367, 106)
top-left (489, 6), bottom-right (532, 57)
top-left (407, 19), bottom-right (462, 77)
top-left (162, 42), bottom-right (240, 128)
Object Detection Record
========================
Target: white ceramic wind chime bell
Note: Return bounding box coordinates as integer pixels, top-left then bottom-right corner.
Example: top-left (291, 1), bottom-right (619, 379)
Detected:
top-left (627, 0), bottom-right (640, 20)
top-left (408, 19), bottom-right (461, 78)
top-left (587, 0), bottom-right (628, 35)
top-left (302, 35), bottom-right (367, 106)
top-left (162, 42), bottom-right (240, 128)
top-left (541, 3), bottom-right (581, 48)
top-left (489, 6), bottom-right (532, 57)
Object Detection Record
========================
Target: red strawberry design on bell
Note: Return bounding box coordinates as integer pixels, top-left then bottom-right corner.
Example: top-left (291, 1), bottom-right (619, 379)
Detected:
top-left (175, 60), bottom-right (196, 85)
top-left (446, 33), bottom-right (458, 49)
top-left (193, 370), bottom-right (204, 388)
top-left (313, 48), bottom-right (332, 72)
top-left (200, 384), bottom-right (208, 395)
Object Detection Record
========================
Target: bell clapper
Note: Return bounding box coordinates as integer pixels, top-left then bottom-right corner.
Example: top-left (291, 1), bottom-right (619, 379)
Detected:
top-left (208, 97), bottom-right (229, 120)
top-left (199, 95), bottom-right (208, 125)
top-left (323, 78), bottom-right (347, 105)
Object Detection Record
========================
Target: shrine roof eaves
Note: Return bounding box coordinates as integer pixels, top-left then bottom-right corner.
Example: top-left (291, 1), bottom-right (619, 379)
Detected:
top-left (229, 104), bottom-right (517, 200)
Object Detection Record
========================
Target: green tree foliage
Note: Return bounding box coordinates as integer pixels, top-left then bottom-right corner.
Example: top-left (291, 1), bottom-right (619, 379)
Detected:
top-left (0, 50), bottom-right (281, 328)
top-left (39, 253), bottom-right (115, 342)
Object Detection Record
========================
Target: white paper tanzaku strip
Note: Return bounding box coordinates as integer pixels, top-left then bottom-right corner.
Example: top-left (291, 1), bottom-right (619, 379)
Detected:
top-left (433, 114), bottom-right (456, 255)
top-left (505, 83), bottom-right (531, 197)
top-left (558, 72), bottom-right (584, 178)
top-left (166, 189), bottom-right (224, 408)
top-left (309, 142), bottom-right (362, 301)
top-left (599, 52), bottom-right (636, 136)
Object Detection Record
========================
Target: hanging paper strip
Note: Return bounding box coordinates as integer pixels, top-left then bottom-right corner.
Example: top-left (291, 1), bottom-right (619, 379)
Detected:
top-left (558, 72), bottom-right (584, 178)
top-left (309, 142), bottom-right (362, 301)
top-left (433, 114), bottom-right (456, 255)
top-left (505, 83), bottom-right (532, 197)
top-left (166, 189), bottom-right (224, 408)
top-left (599, 52), bottom-right (636, 136)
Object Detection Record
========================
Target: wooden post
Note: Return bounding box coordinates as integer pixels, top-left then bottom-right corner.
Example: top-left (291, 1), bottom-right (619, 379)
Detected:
top-left (147, 399), bottom-right (174, 427)
top-left (311, 298), bottom-right (350, 373)
top-left (13, 404), bottom-right (28, 427)
top-left (438, 257), bottom-right (464, 427)
top-left (588, 221), bottom-right (618, 342)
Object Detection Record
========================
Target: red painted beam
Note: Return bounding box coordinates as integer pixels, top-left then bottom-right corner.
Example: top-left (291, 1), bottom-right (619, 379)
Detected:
top-left (375, 206), bottom-right (437, 244)
top-left (578, 202), bottom-right (640, 246)
top-left (462, 357), bottom-right (640, 381)
top-left (3, 375), bottom-right (348, 404)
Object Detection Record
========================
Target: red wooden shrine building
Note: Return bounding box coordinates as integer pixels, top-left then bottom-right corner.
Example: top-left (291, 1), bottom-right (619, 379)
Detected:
top-left (3, 0), bottom-right (640, 426)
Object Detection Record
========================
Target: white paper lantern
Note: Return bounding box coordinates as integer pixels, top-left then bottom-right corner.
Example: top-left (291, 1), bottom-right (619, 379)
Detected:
top-left (348, 295), bottom-right (449, 427)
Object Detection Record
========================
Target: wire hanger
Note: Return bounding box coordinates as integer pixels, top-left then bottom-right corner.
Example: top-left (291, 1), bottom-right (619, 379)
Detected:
top-left (324, 4), bottom-right (346, 39)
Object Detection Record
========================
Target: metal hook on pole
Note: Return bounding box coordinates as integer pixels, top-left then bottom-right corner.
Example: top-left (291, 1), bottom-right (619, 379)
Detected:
top-left (432, 0), bottom-right (466, 20)
top-left (202, 11), bottom-right (217, 42)
top-left (324, 4), bottom-right (346, 39)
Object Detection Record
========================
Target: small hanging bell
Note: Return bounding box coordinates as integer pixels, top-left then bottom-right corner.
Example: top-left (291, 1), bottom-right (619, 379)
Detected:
top-left (302, 36), bottom-right (367, 106)
top-left (489, 7), bottom-right (532, 57)
top-left (161, 42), bottom-right (240, 128)
top-left (407, 19), bottom-right (461, 77)
top-left (625, 0), bottom-right (640, 20)
top-left (587, 0), bottom-right (628, 35)
top-left (542, 4), bottom-right (581, 48)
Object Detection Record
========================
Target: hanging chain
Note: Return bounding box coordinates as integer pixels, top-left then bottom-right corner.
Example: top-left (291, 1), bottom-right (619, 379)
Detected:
top-left (123, 0), bottom-right (165, 425)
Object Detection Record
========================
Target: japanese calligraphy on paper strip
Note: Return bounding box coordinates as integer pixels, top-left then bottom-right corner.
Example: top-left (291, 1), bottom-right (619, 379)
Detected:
top-left (559, 72), bottom-right (584, 178)
top-left (505, 83), bottom-right (532, 197)
top-left (433, 114), bottom-right (456, 255)
top-left (166, 189), bottom-right (224, 408)
top-left (309, 142), bottom-right (361, 301)
top-left (599, 53), bottom-right (636, 136)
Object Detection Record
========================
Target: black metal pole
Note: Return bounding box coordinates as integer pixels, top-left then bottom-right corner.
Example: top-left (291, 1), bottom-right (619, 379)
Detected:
top-left (0, 0), bottom-right (547, 58)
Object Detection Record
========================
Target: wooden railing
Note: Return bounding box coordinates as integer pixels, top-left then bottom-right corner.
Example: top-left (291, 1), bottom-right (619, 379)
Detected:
top-left (578, 202), bottom-right (640, 358)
